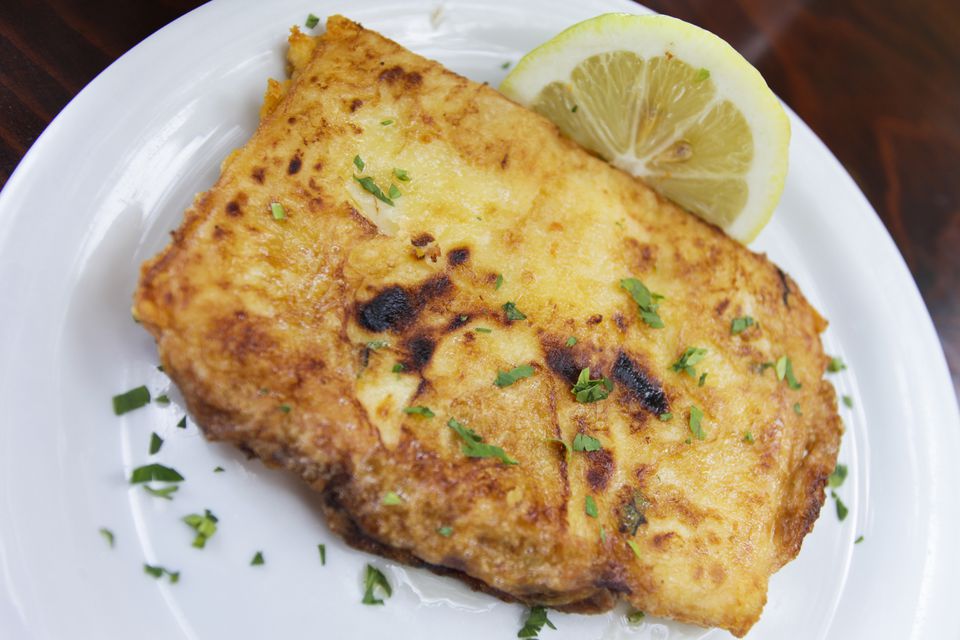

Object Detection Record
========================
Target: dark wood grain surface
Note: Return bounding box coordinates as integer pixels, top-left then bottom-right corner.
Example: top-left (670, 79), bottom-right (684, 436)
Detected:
top-left (1, 0), bottom-right (957, 397)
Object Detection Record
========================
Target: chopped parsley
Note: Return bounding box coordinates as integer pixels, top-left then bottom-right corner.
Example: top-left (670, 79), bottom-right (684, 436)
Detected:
top-left (731, 316), bottom-right (755, 334)
top-left (250, 551), bottom-right (265, 566)
top-left (474, 327), bottom-right (493, 333)
top-left (99, 528), bottom-right (115, 547)
top-left (437, 526), bottom-right (453, 537)
top-left (698, 372), bottom-right (707, 387)
top-left (775, 356), bottom-right (802, 389)
top-left (382, 491), bottom-right (402, 505)
top-left (626, 610), bottom-right (646, 624)
top-left (620, 278), bottom-right (664, 328)
top-left (182, 509), bottom-right (218, 549)
top-left (501, 61), bottom-right (511, 70)
top-left (584, 495), bottom-right (598, 518)
top-left (494, 364), bottom-right (535, 387)
top-left (571, 105), bottom-right (578, 113)
top-left (353, 154), bottom-right (365, 172)
top-left (392, 363), bottom-right (405, 373)
top-left (130, 463), bottom-right (184, 484)
top-left (659, 412), bottom-right (673, 422)
top-left (403, 405), bottom-right (435, 418)
top-left (855, 535), bottom-right (864, 544)
top-left (571, 367), bottom-right (613, 403)
top-left (144, 564), bottom-right (179, 583)
top-left (743, 431), bottom-right (755, 443)
top-left (828, 463), bottom-right (848, 488)
top-left (626, 539), bottom-right (643, 559)
top-left (305, 13), bottom-right (320, 28)
top-left (279, 403), bottom-right (292, 414)
top-left (447, 417), bottom-right (518, 465)
top-left (671, 347), bottom-right (707, 378)
top-left (270, 202), bottom-right (286, 220)
top-left (387, 183), bottom-right (401, 200)
top-left (572, 433), bottom-right (602, 452)
top-left (517, 606), bottom-right (556, 638)
top-left (354, 176), bottom-right (395, 206)
top-left (318, 544), bottom-right (326, 565)
top-left (832, 491), bottom-right (849, 521)
top-left (155, 394), bottom-right (170, 406)
top-left (793, 402), bottom-right (802, 416)
top-left (143, 485), bottom-right (179, 500)
top-left (495, 273), bottom-right (504, 290)
top-left (362, 564), bottom-right (392, 605)
top-left (213, 466), bottom-right (225, 473)
top-left (112, 386), bottom-right (151, 415)
top-left (502, 301), bottom-right (526, 321)
top-left (177, 416), bottom-right (187, 429)
top-left (842, 395), bottom-right (854, 408)
top-left (689, 405), bottom-right (706, 440)
top-left (366, 340), bottom-right (389, 350)
top-left (148, 432), bottom-right (163, 455)
top-left (380, 119), bottom-right (394, 126)
top-left (393, 168), bottom-right (410, 182)
top-left (827, 356), bottom-right (847, 372)
top-left (565, 336), bottom-right (577, 347)
top-left (695, 67), bottom-right (711, 82)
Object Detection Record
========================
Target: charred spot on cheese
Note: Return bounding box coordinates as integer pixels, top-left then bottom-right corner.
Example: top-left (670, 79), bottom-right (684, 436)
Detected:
top-left (405, 335), bottom-right (435, 370)
top-left (587, 314), bottom-right (603, 325)
top-left (225, 200), bottom-right (242, 217)
top-left (378, 65), bottom-right (422, 88)
top-left (251, 167), bottom-right (266, 183)
top-left (618, 489), bottom-right (649, 536)
top-left (358, 287), bottom-right (413, 332)
top-left (287, 155), bottom-right (302, 175)
top-left (411, 233), bottom-right (435, 247)
top-left (586, 449), bottom-right (614, 492)
top-left (349, 98), bottom-right (363, 112)
top-left (543, 340), bottom-right (585, 385)
top-left (447, 247), bottom-right (470, 266)
top-left (449, 314), bottom-right (470, 330)
top-left (776, 267), bottom-right (791, 307)
top-left (611, 351), bottom-right (668, 416)
top-left (420, 274), bottom-right (453, 301)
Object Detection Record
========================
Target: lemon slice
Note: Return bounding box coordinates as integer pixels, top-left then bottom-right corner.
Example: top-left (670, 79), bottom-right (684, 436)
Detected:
top-left (500, 13), bottom-right (790, 243)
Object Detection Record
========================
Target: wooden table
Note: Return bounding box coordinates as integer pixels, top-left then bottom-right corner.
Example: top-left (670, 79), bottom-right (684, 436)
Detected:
top-left (1, 0), bottom-right (957, 398)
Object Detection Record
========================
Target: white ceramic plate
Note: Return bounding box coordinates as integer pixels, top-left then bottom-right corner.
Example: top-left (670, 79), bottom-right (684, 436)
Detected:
top-left (1, 1), bottom-right (958, 638)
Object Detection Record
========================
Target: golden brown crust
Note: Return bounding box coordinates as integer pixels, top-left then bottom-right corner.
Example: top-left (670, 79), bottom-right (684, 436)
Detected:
top-left (134, 16), bottom-right (842, 637)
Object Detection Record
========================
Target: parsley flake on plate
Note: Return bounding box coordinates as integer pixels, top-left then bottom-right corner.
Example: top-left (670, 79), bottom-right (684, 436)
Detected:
top-left (842, 395), bottom-right (854, 408)
top-left (182, 509), bottom-right (218, 549)
top-left (448, 417), bottom-right (518, 465)
top-left (176, 416), bottom-right (187, 429)
top-left (318, 544), bottom-right (326, 565)
top-left (305, 13), bottom-right (320, 28)
top-left (827, 356), bottom-right (847, 372)
top-left (130, 463), bottom-right (184, 484)
top-left (99, 528), bottom-right (115, 547)
top-left (828, 463), bottom-right (848, 488)
top-left (250, 551), bottom-right (265, 566)
top-left (620, 277), bottom-right (664, 328)
top-left (494, 364), bottom-right (535, 388)
top-left (154, 394), bottom-right (170, 406)
top-left (362, 564), bottom-right (392, 605)
top-left (517, 605), bottom-right (556, 638)
top-left (143, 485), bottom-right (178, 500)
top-left (570, 367), bottom-right (613, 403)
top-left (626, 610), bottom-right (646, 624)
top-left (112, 385), bottom-right (150, 415)
top-left (832, 490), bottom-right (849, 521)
top-left (144, 564), bottom-right (179, 583)
top-left (148, 432), bottom-right (163, 455)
